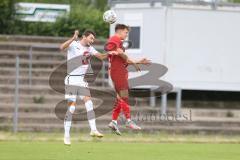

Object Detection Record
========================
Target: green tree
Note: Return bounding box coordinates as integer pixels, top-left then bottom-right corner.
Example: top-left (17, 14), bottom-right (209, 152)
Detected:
top-left (1, 0), bottom-right (109, 38)
top-left (13, 3), bottom-right (109, 38)
top-left (95, 0), bottom-right (108, 11)
top-left (0, 0), bottom-right (15, 34)
top-left (52, 4), bottom-right (109, 38)
top-left (228, 0), bottom-right (240, 3)
top-left (233, 0), bottom-right (240, 3)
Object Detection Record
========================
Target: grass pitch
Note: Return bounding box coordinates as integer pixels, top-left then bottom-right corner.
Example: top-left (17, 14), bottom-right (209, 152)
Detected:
top-left (0, 132), bottom-right (239, 160)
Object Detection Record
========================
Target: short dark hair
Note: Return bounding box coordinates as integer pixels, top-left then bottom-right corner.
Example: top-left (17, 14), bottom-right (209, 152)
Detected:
top-left (82, 30), bottom-right (96, 37)
top-left (115, 24), bottom-right (130, 32)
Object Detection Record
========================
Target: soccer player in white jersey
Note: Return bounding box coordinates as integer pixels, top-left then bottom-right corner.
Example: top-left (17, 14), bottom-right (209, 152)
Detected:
top-left (60, 30), bottom-right (114, 145)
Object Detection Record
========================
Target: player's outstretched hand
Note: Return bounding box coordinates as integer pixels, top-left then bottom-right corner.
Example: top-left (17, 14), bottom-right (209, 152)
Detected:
top-left (73, 30), bottom-right (79, 41)
top-left (139, 58), bottom-right (151, 65)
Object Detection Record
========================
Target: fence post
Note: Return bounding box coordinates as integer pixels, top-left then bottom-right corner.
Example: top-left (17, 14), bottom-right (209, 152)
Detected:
top-left (13, 56), bottom-right (20, 133)
top-left (29, 46), bottom-right (32, 86)
top-left (161, 94), bottom-right (167, 115)
top-left (150, 89), bottom-right (156, 107)
top-left (176, 88), bottom-right (182, 116)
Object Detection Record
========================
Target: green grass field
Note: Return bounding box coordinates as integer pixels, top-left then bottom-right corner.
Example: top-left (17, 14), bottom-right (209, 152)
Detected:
top-left (0, 132), bottom-right (240, 160)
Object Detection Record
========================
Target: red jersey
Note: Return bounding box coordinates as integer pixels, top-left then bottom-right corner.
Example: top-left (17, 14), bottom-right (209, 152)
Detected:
top-left (106, 35), bottom-right (128, 74)
top-left (105, 35), bottom-right (129, 91)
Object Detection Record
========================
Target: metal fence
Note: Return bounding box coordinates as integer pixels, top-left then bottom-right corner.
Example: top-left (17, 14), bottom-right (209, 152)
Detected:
top-left (12, 45), bottom-right (182, 132)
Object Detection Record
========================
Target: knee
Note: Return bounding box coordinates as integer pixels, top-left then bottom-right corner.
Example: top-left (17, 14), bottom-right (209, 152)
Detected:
top-left (68, 98), bottom-right (76, 105)
top-left (83, 96), bottom-right (91, 103)
top-left (85, 100), bottom-right (93, 112)
top-left (68, 99), bottom-right (76, 114)
top-left (69, 105), bottom-right (75, 114)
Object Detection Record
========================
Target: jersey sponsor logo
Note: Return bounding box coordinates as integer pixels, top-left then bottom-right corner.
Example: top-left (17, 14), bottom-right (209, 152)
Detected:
top-left (82, 51), bottom-right (91, 65)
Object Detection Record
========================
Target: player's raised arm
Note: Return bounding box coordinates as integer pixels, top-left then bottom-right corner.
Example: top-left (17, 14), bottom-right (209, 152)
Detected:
top-left (127, 58), bottom-right (151, 72)
top-left (94, 53), bottom-right (108, 60)
top-left (128, 58), bottom-right (151, 65)
top-left (94, 51), bottom-right (118, 60)
top-left (59, 30), bottom-right (79, 51)
top-left (117, 48), bottom-right (128, 60)
top-left (110, 48), bottom-right (141, 71)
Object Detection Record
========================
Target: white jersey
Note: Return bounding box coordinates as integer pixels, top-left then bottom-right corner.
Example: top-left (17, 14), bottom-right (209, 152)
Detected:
top-left (67, 40), bottom-right (98, 76)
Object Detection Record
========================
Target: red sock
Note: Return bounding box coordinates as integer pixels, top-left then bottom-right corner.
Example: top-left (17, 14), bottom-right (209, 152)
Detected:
top-left (112, 99), bottom-right (122, 120)
top-left (121, 97), bottom-right (131, 119)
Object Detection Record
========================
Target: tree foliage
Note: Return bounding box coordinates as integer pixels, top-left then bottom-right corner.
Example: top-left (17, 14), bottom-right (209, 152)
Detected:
top-left (0, 0), bottom-right (109, 38)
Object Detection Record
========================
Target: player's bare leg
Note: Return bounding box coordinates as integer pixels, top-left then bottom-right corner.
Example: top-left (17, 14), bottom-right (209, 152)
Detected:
top-left (83, 96), bottom-right (103, 138)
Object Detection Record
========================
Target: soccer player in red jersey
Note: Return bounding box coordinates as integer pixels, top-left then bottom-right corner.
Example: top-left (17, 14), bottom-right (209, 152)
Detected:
top-left (105, 24), bottom-right (151, 135)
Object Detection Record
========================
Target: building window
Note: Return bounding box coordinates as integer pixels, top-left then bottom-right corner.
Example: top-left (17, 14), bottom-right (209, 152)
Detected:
top-left (128, 26), bottom-right (140, 49)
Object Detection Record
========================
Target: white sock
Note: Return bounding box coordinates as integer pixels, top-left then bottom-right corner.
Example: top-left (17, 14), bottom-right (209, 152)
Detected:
top-left (112, 120), bottom-right (117, 124)
top-left (85, 100), bottom-right (97, 131)
top-left (64, 121), bottom-right (71, 138)
top-left (64, 105), bottom-right (75, 138)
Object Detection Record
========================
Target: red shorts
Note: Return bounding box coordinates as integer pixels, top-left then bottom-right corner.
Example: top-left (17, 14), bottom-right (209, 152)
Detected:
top-left (110, 70), bottom-right (128, 92)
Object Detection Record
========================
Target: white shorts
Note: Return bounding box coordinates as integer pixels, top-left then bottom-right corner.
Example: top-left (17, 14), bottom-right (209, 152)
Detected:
top-left (64, 75), bottom-right (90, 100)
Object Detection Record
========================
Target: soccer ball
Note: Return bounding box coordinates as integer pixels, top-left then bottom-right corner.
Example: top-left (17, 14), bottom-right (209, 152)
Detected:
top-left (103, 10), bottom-right (117, 24)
